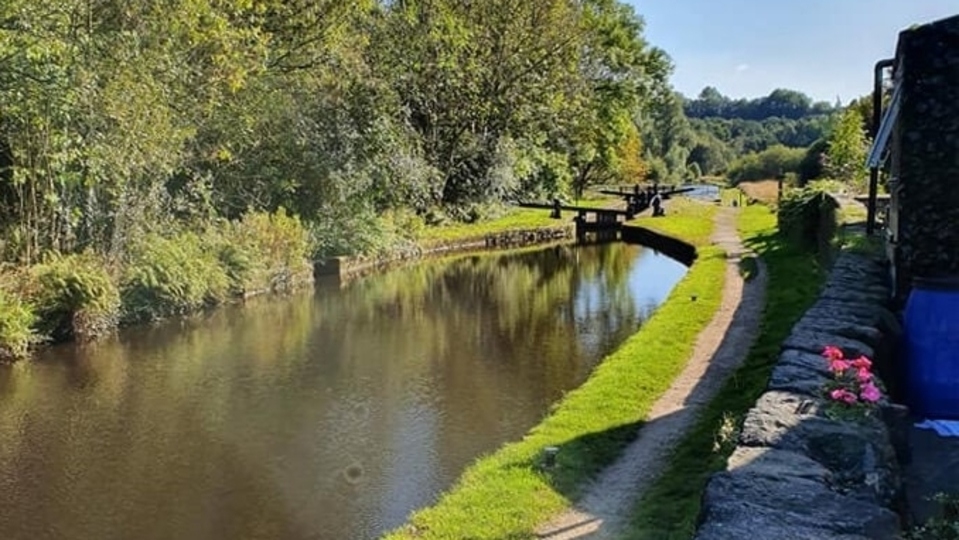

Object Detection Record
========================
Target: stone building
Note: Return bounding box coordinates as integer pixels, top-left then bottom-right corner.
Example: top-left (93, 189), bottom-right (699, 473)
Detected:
top-left (881, 14), bottom-right (959, 304)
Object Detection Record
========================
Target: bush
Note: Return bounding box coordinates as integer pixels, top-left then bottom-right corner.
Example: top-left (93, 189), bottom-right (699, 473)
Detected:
top-left (30, 252), bottom-right (120, 341)
top-left (777, 187), bottom-right (838, 253)
top-left (0, 287), bottom-right (36, 360)
top-left (728, 144), bottom-right (805, 184)
top-left (215, 208), bottom-right (314, 295)
top-left (121, 232), bottom-right (230, 322)
top-left (798, 138), bottom-right (829, 184)
top-left (311, 203), bottom-right (426, 259)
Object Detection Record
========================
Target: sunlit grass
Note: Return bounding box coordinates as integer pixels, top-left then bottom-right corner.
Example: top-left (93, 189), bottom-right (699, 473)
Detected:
top-left (624, 203), bottom-right (827, 540)
top-left (385, 201), bottom-right (725, 540)
top-left (417, 193), bottom-right (624, 247)
top-left (631, 198), bottom-right (718, 247)
top-left (839, 202), bottom-right (868, 225)
top-left (417, 208), bottom-right (565, 246)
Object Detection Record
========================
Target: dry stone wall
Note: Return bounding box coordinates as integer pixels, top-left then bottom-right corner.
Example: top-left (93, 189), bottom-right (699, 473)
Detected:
top-left (694, 251), bottom-right (906, 540)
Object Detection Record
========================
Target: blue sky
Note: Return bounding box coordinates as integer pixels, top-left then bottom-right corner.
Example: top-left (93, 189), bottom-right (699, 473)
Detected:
top-left (627, 0), bottom-right (959, 104)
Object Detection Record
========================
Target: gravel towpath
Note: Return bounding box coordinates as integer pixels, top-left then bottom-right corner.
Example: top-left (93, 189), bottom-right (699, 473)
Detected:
top-left (534, 207), bottom-right (768, 540)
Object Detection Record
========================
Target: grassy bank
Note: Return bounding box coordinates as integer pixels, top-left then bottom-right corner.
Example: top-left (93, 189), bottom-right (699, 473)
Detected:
top-left (0, 209), bottom-right (313, 361)
top-left (623, 202), bottom-right (827, 539)
top-left (417, 208), bottom-right (563, 246)
top-left (386, 200), bottom-right (725, 540)
top-left (631, 198), bottom-right (717, 246)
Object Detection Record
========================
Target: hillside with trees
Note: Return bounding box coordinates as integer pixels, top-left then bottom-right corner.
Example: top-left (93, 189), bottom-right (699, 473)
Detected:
top-left (680, 87), bottom-right (848, 183)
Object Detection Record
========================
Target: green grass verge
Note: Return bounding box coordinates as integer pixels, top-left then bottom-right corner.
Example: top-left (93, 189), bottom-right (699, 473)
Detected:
top-left (385, 202), bottom-right (726, 540)
top-left (623, 203), bottom-right (827, 540)
top-left (417, 208), bottom-right (563, 246)
top-left (630, 199), bottom-right (718, 247)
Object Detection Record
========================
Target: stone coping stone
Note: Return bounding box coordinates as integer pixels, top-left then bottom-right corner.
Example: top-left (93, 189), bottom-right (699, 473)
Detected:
top-left (781, 330), bottom-right (875, 360)
top-left (696, 470), bottom-right (899, 540)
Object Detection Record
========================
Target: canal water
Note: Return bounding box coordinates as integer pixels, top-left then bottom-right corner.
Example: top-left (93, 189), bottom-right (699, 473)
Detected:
top-left (0, 241), bottom-right (687, 540)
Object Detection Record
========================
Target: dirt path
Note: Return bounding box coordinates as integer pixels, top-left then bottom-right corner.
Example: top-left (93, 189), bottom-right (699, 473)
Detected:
top-left (534, 207), bottom-right (768, 540)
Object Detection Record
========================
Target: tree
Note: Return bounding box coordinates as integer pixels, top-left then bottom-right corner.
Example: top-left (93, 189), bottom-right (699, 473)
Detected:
top-left (639, 90), bottom-right (693, 183)
top-left (824, 107), bottom-right (868, 190)
top-left (798, 139), bottom-right (830, 184)
top-left (614, 125), bottom-right (649, 184)
top-left (687, 133), bottom-right (732, 175)
top-left (565, 0), bottom-right (669, 195)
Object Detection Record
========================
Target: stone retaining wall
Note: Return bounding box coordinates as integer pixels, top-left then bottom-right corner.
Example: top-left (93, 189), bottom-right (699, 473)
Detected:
top-left (314, 224), bottom-right (574, 281)
top-left (620, 224), bottom-right (697, 266)
top-left (694, 251), bottom-right (907, 540)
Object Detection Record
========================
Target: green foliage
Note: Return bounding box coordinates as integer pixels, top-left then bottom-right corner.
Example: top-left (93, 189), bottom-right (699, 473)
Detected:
top-left (687, 132), bottom-right (734, 175)
top-left (640, 91), bottom-right (694, 185)
top-left (214, 208), bottom-right (313, 295)
top-left (311, 203), bottom-right (406, 259)
top-left (683, 87), bottom-right (835, 168)
top-left (727, 144), bottom-right (805, 183)
top-left (0, 286), bottom-right (36, 360)
top-left (824, 107), bottom-right (869, 190)
top-left (777, 186), bottom-right (839, 253)
top-left (0, 0), bottom-right (677, 276)
top-left (798, 138), bottom-right (830, 184)
top-left (121, 232), bottom-right (230, 322)
top-left (29, 252), bottom-right (120, 341)
top-left (686, 86), bottom-right (835, 120)
top-left (907, 493), bottom-right (959, 540)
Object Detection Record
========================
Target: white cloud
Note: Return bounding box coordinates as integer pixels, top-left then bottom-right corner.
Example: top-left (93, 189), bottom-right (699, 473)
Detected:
top-left (735, 63), bottom-right (750, 73)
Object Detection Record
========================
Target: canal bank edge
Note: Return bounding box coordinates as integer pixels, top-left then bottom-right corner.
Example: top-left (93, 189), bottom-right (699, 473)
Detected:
top-left (384, 203), bottom-right (725, 539)
top-left (621, 224), bottom-right (698, 267)
top-left (314, 223), bottom-right (575, 281)
top-left (693, 249), bottom-right (906, 539)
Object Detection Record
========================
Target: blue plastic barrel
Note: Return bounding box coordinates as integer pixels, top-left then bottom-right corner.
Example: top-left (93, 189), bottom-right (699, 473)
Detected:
top-left (904, 277), bottom-right (959, 419)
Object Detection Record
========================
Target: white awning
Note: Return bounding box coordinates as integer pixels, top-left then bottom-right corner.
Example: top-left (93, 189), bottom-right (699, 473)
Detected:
top-left (867, 82), bottom-right (901, 169)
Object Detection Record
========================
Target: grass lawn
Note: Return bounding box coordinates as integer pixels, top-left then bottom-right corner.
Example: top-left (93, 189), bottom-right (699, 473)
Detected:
top-left (385, 200), bottom-right (726, 540)
top-left (417, 208), bottom-right (564, 246)
top-left (630, 198), bottom-right (718, 247)
top-left (622, 202), bottom-right (827, 539)
top-left (415, 192), bottom-right (624, 247)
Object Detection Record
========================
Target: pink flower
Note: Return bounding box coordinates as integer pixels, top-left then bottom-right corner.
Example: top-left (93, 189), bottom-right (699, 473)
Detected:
top-left (823, 346), bottom-right (844, 361)
top-left (857, 368), bottom-right (873, 383)
top-left (830, 388), bottom-right (859, 405)
top-left (850, 356), bottom-right (873, 370)
top-left (860, 382), bottom-right (882, 403)
top-left (829, 359), bottom-right (851, 374)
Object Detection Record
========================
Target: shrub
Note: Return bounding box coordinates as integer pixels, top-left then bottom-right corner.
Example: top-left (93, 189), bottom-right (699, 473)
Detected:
top-left (0, 287), bottom-right (36, 360)
top-left (311, 203), bottom-right (391, 258)
top-left (215, 208), bottom-right (314, 295)
top-left (311, 203), bottom-right (425, 259)
top-left (121, 232), bottom-right (230, 322)
top-left (30, 252), bottom-right (120, 341)
top-left (777, 186), bottom-right (838, 253)
top-left (728, 144), bottom-right (805, 184)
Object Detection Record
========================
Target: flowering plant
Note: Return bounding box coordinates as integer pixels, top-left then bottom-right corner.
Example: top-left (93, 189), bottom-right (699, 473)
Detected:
top-left (821, 345), bottom-right (883, 420)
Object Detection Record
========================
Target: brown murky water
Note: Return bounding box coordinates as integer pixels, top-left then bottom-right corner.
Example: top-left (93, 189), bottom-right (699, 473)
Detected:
top-left (0, 242), bottom-right (686, 540)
